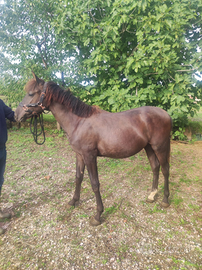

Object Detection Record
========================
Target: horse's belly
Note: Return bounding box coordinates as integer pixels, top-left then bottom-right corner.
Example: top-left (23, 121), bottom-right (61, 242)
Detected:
top-left (97, 139), bottom-right (147, 158)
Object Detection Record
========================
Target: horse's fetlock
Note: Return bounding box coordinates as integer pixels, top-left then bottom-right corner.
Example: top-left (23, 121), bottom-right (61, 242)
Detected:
top-left (148, 189), bottom-right (158, 201)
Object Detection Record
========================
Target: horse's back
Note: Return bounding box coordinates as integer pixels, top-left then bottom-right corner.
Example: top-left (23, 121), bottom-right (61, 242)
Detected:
top-left (100, 106), bottom-right (172, 135)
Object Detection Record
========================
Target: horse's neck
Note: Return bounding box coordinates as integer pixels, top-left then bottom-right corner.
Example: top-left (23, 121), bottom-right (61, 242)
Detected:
top-left (49, 102), bottom-right (80, 137)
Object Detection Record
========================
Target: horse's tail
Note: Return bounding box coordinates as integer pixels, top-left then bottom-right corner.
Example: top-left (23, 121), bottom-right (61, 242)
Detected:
top-left (168, 116), bottom-right (173, 163)
top-left (170, 116), bottom-right (173, 138)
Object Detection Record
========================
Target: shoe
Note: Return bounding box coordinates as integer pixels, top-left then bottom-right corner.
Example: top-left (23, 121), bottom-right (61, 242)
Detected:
top-left (0, 210), bottom-right (11, 220)
top-left (0, 227), bottom-right (5, 235)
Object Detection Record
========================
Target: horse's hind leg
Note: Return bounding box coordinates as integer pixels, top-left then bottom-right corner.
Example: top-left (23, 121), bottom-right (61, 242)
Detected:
top-left (145, 144), bottom-right (160, 203)
top-left (68, 153), bottom-right (85, 208)
top-left (154, 140), bottom-right (170, 208)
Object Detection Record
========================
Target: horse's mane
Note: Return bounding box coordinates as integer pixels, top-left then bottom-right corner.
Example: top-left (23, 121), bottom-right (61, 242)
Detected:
top-left (45, 81), bottom-right (98, 118)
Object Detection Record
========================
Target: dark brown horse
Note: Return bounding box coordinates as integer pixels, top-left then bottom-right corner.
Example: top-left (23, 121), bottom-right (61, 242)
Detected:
top-left (15, 73), bottom-right (172, 226)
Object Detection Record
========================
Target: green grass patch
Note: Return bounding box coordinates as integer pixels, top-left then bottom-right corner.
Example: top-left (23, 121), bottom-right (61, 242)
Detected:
top-left (148, 204), bottom-right (167, 214)
top-left (103, 202), bottom-right (121, 218)
top-left (172, 195), bottom-right (183, 208)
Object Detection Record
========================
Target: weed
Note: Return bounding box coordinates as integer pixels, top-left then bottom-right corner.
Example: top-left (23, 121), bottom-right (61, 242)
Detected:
top-left (179, 175), bottom-right (191, 185)
top-left (76, 213), bottom-right (88, 218)
top-left (106, 159), bottom-right (121, 168)
top-left (14, 210), bottom-right (22, 218)
top-left (170, 256), bottom-right (201, 269)
top-left (116, 242), bottom-right (129, 259)
top-left (2, 262), bottom-right (11, 270)
top-left (102, 259), bottom-right (108, 264)
top-left (188, 203), bottom-right (200, 211)
top-left (180, 218), bottom-right (186, 225)
top-left (104, 203), bottom-right (119, 216)
top-left (194, 176), bottom-right (202, 183)
top-left (148, 204), bottom-right (167, 214)
top-left (19, 256), bottom-right (25, 261)
top-left (120, 211), bottom-right (131, 221)
top-left (172, 195), bottom-right (183, 207)
top-left (173, 127), bottom-right (187, 140)
top-left (137, 154), bottom-right (143, 160)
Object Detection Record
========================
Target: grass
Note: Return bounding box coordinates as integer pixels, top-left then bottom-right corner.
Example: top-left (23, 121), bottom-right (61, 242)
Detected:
top-left (148, 204), bottom-right (167, 214)
top-left (43, 113), bottom-right (57, 123)
top-left (103, 202), bottom-right (122, 219)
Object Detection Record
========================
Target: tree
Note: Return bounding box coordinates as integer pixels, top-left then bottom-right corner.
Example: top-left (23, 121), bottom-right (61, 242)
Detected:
top-left (0, 0), bottom-right (202, 137)
top-left (0, 0), bottom-right (79, 103)
top-left (53, 0), bottom-right (202, 133)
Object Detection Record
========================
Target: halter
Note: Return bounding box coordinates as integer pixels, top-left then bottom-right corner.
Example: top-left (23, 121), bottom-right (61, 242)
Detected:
top-left (19, 82), bottom-right (48, 113)
top-left (20, 82), bottom-right (48, 145)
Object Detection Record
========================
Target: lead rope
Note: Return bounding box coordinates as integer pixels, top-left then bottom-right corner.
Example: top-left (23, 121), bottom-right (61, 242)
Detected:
top-left (30, 114), bottom-right (46, 145)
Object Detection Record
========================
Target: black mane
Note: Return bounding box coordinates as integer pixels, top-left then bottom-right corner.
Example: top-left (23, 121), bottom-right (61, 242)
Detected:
top-left (45, 82), bottom-right (97, 118)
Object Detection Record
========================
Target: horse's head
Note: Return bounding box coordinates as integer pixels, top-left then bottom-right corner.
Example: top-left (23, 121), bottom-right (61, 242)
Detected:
top-left (15, 72), bottom-right (46, 122)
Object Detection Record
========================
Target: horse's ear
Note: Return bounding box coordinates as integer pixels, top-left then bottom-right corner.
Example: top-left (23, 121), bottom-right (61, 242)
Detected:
top-left (32, 71), bottom-right (41, 85)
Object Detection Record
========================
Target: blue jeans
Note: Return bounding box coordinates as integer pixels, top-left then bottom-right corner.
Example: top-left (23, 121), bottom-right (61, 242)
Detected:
top-left (0, 147), bottom-right (6, 190)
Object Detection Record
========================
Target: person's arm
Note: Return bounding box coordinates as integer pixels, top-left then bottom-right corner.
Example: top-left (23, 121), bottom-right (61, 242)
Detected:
top-left (3, 103), bottom-right (15, 122)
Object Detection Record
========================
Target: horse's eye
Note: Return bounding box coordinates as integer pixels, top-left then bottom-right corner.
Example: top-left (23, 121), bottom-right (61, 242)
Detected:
top-left (29, 93), bottom-right (35, 97)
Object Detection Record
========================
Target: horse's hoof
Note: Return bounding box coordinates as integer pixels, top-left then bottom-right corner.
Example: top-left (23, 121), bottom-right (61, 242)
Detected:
top-left (146, 198), bottom-right (155, 203)
top-left (161, 202), bottom-right (170, 208)
top-left (90, 216), bottom-right (101, 226)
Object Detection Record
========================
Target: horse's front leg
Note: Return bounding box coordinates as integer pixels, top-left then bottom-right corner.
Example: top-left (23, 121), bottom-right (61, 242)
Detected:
top-left (68, 153), bottom-right (85, 207)
top-left (85, 155), bottom-right (103, 226)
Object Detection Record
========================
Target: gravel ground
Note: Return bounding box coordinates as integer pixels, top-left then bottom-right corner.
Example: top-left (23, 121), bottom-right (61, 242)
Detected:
top-left (0, 127), bottom-right (201, 270)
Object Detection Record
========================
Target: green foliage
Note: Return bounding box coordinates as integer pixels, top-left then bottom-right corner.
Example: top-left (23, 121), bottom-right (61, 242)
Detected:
top-left (172, 127), bottom-right (187, 141)
top-left (0, 74), bottom-right (26, 107)
top-left (0, 0), bottom-right (202, 132)
top-left (53, 0), bottom-right (202, 129)
top-left (188, 120), bottom-right (202, 134)
top-left (0, 0), bottom-right (79, 94)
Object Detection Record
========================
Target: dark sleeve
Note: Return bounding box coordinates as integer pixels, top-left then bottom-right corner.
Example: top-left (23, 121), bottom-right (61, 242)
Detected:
top-left (3, 102), bottom-right (16, 122)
